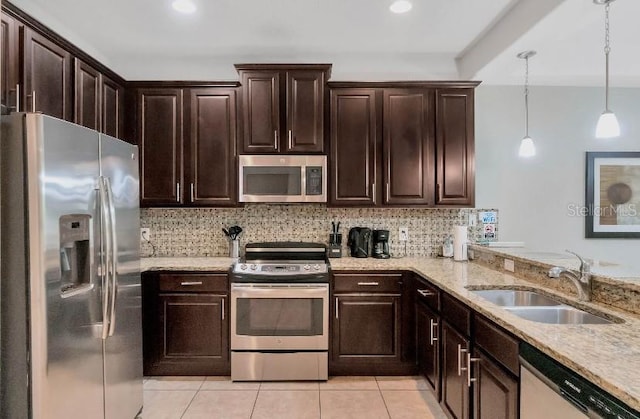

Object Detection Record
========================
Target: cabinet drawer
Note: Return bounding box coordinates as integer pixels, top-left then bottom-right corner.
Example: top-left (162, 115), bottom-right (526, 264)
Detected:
top-left (159, 273), bottom-right (229, 293)
top-left (333, 273), bottom-right (403, 294)
top-left (473, 315), bottom-right (519, 376)
top-left (414, 276), bottom-right (440, 311)
top-left (441, 293), bottom-right (471, 336)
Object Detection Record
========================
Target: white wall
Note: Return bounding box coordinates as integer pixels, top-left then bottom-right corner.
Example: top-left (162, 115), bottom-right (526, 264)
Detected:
top-left (475, 85), bottom-right (640, 269)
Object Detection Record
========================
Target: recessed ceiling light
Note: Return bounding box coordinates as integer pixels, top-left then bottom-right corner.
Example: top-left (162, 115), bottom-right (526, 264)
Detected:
top-left (172, 0), bottom-right (196, 14)
top-left (390, 0), bottom-right (412, 14)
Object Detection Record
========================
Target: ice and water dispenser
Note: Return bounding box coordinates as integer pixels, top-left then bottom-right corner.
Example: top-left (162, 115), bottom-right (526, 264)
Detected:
top-left (59, 214), bottom-right (93, 297)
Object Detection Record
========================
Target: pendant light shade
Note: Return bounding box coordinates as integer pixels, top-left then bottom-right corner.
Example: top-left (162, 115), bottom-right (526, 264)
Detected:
top-left (595, 111), bottom-right (620, 138)
top-left (519, 137), bottom-right (536, 158)
top-left (594, 0), bottom-right (620, 139)
top-left (517, 51), bottom-right (536, 158)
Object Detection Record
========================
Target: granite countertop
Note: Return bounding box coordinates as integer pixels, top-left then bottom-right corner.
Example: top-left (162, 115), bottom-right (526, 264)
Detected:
top-left (141, 255), bottom-right (640, 411)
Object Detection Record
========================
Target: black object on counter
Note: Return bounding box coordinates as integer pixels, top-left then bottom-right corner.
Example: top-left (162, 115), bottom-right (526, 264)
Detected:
top-left (372, 229), bottom-right (391, 259)
top-left (347, 227), bottom-right (372, 258)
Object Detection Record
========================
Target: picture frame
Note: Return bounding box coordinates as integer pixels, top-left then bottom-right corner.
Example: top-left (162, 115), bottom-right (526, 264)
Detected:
top-left (585, 151), bottom-right (640, 238)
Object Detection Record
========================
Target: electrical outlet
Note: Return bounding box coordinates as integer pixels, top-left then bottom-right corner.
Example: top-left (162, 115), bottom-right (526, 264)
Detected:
top-left (140, 228), bottom-right (151, 241)
top-left (399, 227), bottom-right (408, 242)
top-left (504, 258), bottom-right (515, 272)
top-left (468, 213), bottom-right (477, 227)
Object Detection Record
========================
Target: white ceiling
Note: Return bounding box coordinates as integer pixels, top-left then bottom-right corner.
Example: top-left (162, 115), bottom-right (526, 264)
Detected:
top-left (9, 0), bottom-right (640, 85)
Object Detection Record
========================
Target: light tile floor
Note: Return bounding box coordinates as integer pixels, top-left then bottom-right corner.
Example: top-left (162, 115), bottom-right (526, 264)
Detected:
top-left (140, 376), bottom-right (447, 419)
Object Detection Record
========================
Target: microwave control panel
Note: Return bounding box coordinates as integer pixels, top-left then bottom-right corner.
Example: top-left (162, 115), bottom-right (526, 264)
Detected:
top-left (306, 166), bottom-right (323, 195)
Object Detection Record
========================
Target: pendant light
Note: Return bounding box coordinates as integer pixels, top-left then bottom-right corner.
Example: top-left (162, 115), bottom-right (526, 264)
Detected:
top-left (517, 51), bottom-right (536, 158)
top-left (594, 0), bottom-right (620, 139)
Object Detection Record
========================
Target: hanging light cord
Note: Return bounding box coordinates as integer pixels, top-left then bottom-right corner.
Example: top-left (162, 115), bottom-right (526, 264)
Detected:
top-left (524, 55), bottom-right (530, 138)
top-left (604, 1), bottom-right (611, 111)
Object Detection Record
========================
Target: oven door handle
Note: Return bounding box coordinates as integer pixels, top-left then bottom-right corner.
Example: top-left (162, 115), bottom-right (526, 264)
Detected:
top-left (231, 284), bottom-right (329, 299)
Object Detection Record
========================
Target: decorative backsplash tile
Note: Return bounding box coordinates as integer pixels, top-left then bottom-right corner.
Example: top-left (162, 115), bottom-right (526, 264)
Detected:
top-left (140, 205), bottom-right (499, 258)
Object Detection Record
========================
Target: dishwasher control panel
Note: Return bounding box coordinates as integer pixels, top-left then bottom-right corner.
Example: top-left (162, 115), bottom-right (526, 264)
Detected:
top-left (520, 343), bottom-right (639, 419)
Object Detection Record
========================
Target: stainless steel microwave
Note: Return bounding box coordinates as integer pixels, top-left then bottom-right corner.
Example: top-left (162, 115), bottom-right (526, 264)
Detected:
top-left (239, 155), bottom-right (327, 203)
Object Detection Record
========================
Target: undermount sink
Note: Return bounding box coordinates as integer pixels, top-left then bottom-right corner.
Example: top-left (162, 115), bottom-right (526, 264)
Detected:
top-left (469, 288), bottom-right (618, 325)
top-left (471, 289), bottom-right (562, 307)
top-left (504, 306), bottom-right (614, 325)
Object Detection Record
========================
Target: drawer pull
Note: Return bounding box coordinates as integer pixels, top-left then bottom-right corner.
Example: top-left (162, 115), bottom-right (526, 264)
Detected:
top-left (180, 281), bottom-right (203, 286)
top-left (429, 319), bottom-right (438, 345)
top-left (357, 282), bottom-right (379, 286)
top-left (418, 289), bottom-right (436, 297)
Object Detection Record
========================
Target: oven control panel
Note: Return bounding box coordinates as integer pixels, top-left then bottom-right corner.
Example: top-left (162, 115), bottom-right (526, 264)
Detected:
top-left (232, 263), bottom-right (329, 275)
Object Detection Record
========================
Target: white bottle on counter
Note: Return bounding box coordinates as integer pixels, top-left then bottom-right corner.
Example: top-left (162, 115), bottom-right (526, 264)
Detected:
top-left (453, 226), bottom-right (468, 261)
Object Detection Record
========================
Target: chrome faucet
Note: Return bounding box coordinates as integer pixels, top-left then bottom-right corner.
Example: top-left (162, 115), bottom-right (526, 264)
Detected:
top-left (548, 250), bottom-right (592, 301)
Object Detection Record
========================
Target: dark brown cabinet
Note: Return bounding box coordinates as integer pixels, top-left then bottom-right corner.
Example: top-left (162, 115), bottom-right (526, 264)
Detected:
top-left (1, 12), bottom-right (19, 113)
top-left (330, 272), bottom-right (414, 375)
top-left (329, 82), bottom-right (477, 208)
top-left (21, 27), bottom-right (73, 120)
top-left (187, 88), bottom-right (238, 206)
top-left (136, 85), bottom-right (239, 208)
top-left (237, 64), bottom-right (330, 154)
top-left (383, 89), bottom-right (434, 205)
top-left (74, 58), bottom-right (100, 130)
top-left (441, 321), bottom-right (471, 419)
top-left (329, 89), bottom-right (377, 206)
top-left (416, 301), bottom-right (440, 397)
top-left (101, 74), bottom-right (124, 138)
top-left (435, 88), bottom-right (475, 206)
top-left (137, 88), bottom-right (184, 206)
top-left (473, 349), bottom-right (518, 419)
top-left (143, 272), bottom-right (230, 376)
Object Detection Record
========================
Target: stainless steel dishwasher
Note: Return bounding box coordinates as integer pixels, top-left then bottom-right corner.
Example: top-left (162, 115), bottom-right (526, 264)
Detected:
top-left (520, 343), bottom-right (640, 419)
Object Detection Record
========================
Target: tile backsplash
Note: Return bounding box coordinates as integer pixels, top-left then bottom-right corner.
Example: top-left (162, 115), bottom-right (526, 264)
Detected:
top-left (140, 206), bottom-right (499, 257)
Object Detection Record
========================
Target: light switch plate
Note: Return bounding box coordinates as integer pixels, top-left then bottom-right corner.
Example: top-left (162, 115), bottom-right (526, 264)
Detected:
top-left (504, 258), bottom-right (515, 272)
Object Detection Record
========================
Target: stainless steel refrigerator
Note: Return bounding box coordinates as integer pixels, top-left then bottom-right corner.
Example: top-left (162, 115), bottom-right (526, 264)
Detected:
top-left (0, 113), bottom-right (143, 419)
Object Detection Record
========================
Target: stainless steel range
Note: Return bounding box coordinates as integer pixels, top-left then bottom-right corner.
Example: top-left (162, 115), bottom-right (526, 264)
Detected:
top-left (230, 242), bottom-right (330, 381)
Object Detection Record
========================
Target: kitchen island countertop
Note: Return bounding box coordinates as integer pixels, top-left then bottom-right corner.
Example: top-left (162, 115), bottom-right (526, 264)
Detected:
top-left (141, 255), bottom-right (640, 411)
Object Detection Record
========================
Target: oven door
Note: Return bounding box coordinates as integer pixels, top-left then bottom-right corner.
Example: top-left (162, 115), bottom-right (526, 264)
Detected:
top-left (231, 283), bottom-right (329, 350)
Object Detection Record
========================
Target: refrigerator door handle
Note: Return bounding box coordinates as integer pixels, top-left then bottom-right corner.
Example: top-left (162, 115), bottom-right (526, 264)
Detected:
top-left (98, 176), bottom-right (111, 340)
top-left (105, 177), bottom-right (119, 337)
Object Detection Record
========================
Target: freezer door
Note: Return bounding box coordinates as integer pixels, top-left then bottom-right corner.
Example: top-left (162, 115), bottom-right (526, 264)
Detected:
top-left (100, 134), bottom-right (143, 419)
top-left (26, 114), bottom-right (105, 419)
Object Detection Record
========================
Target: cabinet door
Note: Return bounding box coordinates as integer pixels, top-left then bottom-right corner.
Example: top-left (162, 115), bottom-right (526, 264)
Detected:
top-left (333, 295), bottom-right (400, 362)
top-left (441, 321), bottom-right (470, 419)
top-left (21, 27), bottom-right (73, 120)
top-left (152, 294), bottom-right (229, 375)
top-left (473, 349), bottom-right (518, 419)
top-left (383, 89), bottom-right (434, 205)
top-left (329, 89), bottom-right (378, 206)
top-left (187, 88), bottom-right (238, 206)
top-left (138, 89), bottom-right (183, 206)
top-left (101, 74), bottom-right (123, 139)
top-left (74, 58), bottom-right (100, 130)
top-left (240, 71), bottom-right (280, 153)
top-left (285, 70), bottom-right (325, 152)
top-left (435, 88), bottom-right (475, 206)
top-left (416, 302), bottom-right (440, 399)
top-left (1, 12), bottom-right (19, 113)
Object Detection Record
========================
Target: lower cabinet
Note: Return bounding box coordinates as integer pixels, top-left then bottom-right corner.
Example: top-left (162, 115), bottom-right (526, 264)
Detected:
top-left (473, 349), bottom-right (518, 419)
top-left (330, 272), bottom-right (414, 375)
top-left (416, 301), bottom-right (440, 398)
top-left (441, 321), bottom-right (471, 419)
top-left (142, 272), bottom-right (230, 375)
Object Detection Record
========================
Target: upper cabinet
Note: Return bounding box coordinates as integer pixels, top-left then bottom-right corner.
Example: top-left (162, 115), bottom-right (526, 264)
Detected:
top-left (435, 88), bottom-right (475, 206)
top-left (1, 7), bottom-right (126, 138)
top-left (21, 27), bottom-right (73, 120)
top-left (329, 82), bottom-right (478, 208)
top-left (236, 64), bottom-right (331, 154)
top-left (134, 84), bottom-right (240, 208)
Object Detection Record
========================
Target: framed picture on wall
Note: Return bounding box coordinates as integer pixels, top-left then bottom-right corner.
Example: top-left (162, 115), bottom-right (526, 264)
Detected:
top-left (585, 151), bottom-right (640, 238)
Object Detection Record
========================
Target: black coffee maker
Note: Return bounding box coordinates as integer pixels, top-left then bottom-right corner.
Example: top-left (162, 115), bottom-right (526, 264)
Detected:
top-left (372, 230), bottom-right (391, 259)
